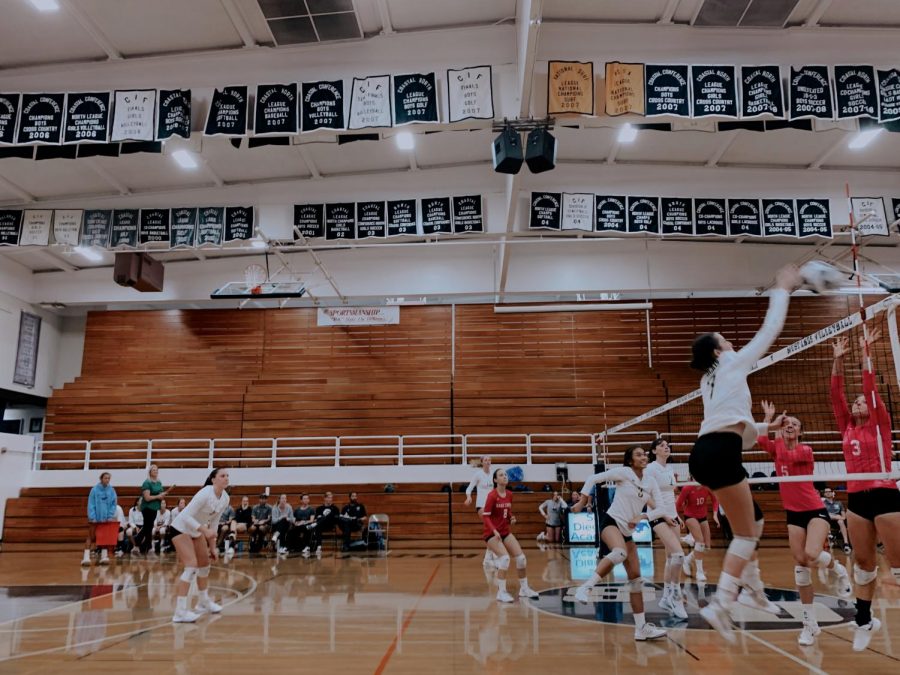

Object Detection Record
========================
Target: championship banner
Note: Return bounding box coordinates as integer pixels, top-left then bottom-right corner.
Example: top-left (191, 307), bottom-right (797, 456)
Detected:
top-left (0, 210), bottom-right (22, 245)
top-left (110, 209), bottom-right (139, 247)
top-left (660, 197), bottom-right (694, 235)
top-left (852, 197), bottom-right (889, 236)
top-left (421, 197), bottom-right (452, 234)
top-left (356, 201), bottom-right (386, 238)
top-left (387, 199), bottom-right (417, 236)
top-left (157, 89), bottom-right (191, 140)
top-left (317, 306), bottom-right (399, 326)
top-left (63, 92), bottom-right (110, 144)
top-left (111, 90), bottom-right (156, 141)
top-left (878, 68), bottom-right (900, 123)
top-left (644, 65), bottom-right (690, 117)
top-left (789, 66), bottom-right (833, 120)
top-left (294, 204), bottom-right (324, 239)
top-left (254, 83), bottom-right (298, 135)
top-left (529, 192), bottom-right (562, 230)
top-left (13, 311), bottom-right (41, 389)
top-left (348, 75), bottom-right (392, 129)
top-left (762, 199), bottom-right (797, 237)
top-left (80, 210), bottom-right (112, 248)
top-left (833, 66), bottom-right (877, 119)
top-left (447, 66), bottom-right (494, 122)
top-left (393, 73), bottom-right (438, 125)
top-left (604, 62), bottom-right (645, 116)
top-left (0, 93), bottom-right (19, 144)
top-left (727, 199), bottom-right (762, 237)
top-left (740, 65), bottom-right (784, 118)
top-left (139, 208), bottom-right (171, 245)
top-left (548, 61), bottom-right (594, 115)
top-left (627, 197), bottom-right (660, 233)
top-left (170, 207), bottom-right (197, 248)
top-left (224, 206), bottom-right (253, 241)
top-left (452, 195), bottom-right (484, 233)
top-left (695, 198), bottom-right (728, 236)
top-left (561, 192), bottom-right (594, 231)
top-left (691, 66), bottom-right (738, 118)
top-left (796, 199), bottom-right (832, 238)
top-left (19, 209), bottom-right (52, 246)
top-left (204, 86), bottom-right (248, 137)
top-left (17, 93), bottom-right (65, 144)
top-left (197, 207), bottom-right (224, 245)
top-left (52, 209), bottom-right (82, 246)
top-left (325, 203), bottom-right (354, 240)
top-left (893, 199), bottom-right (900, 233)
top-left (595, 195), bottom-right (627, 232)
top-left (302, 80), bottom-right (345, 131)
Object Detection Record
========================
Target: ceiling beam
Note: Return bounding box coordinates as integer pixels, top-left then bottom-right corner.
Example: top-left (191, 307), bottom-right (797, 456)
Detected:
top-left (705, 130), bottom-right (740, 167)
top-left (804, 0), bottom-right (834, 27)
top-left (0, 174), bottom-right (35, 204)
top-left (375, 0), bottom-right (395, 34)
top-left (59, 0), bottom-right (122, 60)
top-left (658, 0), bottom-right (681, 24)
top-left (85, 158), bottom-right (131, 195)
top-left (218, 0), bottom-right (259, 48)
top-left (296, 144), bottom-right (323, 179)
top-left (807, 133), bottom-right (848, 169)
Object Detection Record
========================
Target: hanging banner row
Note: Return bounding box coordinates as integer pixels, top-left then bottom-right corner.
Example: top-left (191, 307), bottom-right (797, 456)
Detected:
top-left (0, 66), bottom-right (494, 146)
top-left (549, 61), bottom-right (900, 122)
top-left (530, 193), bottom-right (900, 238)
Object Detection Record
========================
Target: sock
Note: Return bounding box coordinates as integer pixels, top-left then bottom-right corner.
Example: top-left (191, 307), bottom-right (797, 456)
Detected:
top-left (199, 589), bottom-right (210, 602)
top-left (815, 551), bottom-right (832, 568)
top-left (741, 560), bottom-right (763, 591)
top-left (519, 578), bottom-right (529, 590)
top-left (685, 552), bottom-right (694, 565)
top-left (581, 572), bottom-right (601, 589)
top-left (855, 598), bottom-right (872, 626)
top-left (176, 596), bottom-right (187, 612)
top-left (801, 603), bottom-right (817, 627)
top-left (716, 572), bottom-right (741, 605)
top-left (224, 540), bottom-right (232, 551)
top-left (696, 559), bottom-right (705, 573)
top-left (633, 612), bottom-right (646, 629)
top-left (82, 549), bottom-right (90, 559)
top-left (496, 578), bottom-right (507, 593)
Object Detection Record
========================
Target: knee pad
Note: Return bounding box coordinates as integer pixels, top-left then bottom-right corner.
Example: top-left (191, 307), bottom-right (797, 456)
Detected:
top-left (727, 536), bottom-right (758, 561)
top-left (515, 554), bottom-right (527, 570)
top-left (814, 551), bottom-right (832, 568)
top-left (495, 554), bottom-right (510, 571)
top-left (794, 565), bottom-right (812, 587)
top-left (180, 566), bottom-right (197, 583)
top-left (604, 547), bottom-right (627, 566)
top-left (625, 577), bottom-right (644, 593)
top-left (693, 542), bottom-right (706, 554)
top-left (668, 553), bottom-right (684, 567)
top-left (196, 566), bottom-right (210, 579)
top-left (854, 565), bottom-right (878, 586)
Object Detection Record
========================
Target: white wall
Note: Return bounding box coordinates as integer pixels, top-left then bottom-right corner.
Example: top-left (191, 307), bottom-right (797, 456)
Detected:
top-left (2, 405), bottom-right (45, 440)
top-left (54, 315), bottom-right (85, 389)
top-left (0, 433), bottom-right (34, 538)
top-left (0, 288), bottom-right (62, 399)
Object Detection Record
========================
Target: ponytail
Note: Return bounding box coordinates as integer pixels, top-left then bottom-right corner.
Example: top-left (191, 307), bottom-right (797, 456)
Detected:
top-left (204, 467), bottom-right (223, 487)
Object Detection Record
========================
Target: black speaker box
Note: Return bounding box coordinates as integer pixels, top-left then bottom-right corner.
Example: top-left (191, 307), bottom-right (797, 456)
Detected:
top-left (492, 126), bottom-right (523, 174)
top-left (114, 252), bottom-right (164, 292)
top-left (525, 127), bottom-right (557, 173)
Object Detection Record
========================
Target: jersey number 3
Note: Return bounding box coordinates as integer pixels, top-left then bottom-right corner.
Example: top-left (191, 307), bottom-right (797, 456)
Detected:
top-left (850, 439), bottom-right (861, 457)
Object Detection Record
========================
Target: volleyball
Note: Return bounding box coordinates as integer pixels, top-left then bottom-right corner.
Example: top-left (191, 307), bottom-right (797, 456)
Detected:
top-left (799, 261), bottom-right (845, 294)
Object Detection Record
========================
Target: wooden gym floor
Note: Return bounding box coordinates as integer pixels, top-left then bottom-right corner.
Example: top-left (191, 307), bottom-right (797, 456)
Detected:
top-left (0, 546), bottom-right (897, 674)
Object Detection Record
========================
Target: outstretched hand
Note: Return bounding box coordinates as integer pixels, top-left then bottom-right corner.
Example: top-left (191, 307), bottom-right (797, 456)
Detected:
top-left (761, 400), bottom-right (775, 423)
top-left (833, 336), bottom-right (849, 359)
top-left (860, 326), bottom-right (882, 351)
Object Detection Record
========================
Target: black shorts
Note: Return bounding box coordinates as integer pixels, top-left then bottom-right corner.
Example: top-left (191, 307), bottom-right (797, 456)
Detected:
top-left (685, 516), bottom-right (707, 524)
top-left (484, 532), bottom-right (511, 543)
top-left (649, 517), bottom-right (674, 529)
top-left (169, 526), bottom-right (184, 539)
top-left (598, 513), bottom-right (632, 542)
top-left (689, 432), bottom-right (746, 490)
top-left (848, 488), bottom-right (900, 522)
top-left (786, 508), bottom-right (831, 529)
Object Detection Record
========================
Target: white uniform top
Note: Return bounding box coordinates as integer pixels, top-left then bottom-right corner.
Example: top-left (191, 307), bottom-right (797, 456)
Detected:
top-left (154, 510), bottom-right (172, 528)
top-left (171, 485), bottom-right (231, 539)
top-left (644, 461), bottom-right (677, 520)
top-left (581, 466), bottom-right (661, 536)
top-left (698, 289), bottom-right (789, 449)
top-left (466, 468), bottom-right (495, 509)
top-left (115, 504), bottom-right (126, 528)
top-left (128, 507), bottom-right (143, 528)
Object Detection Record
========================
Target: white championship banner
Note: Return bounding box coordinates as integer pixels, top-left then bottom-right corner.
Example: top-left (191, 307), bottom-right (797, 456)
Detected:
top-left (317, 306), bottom-right (400, 326)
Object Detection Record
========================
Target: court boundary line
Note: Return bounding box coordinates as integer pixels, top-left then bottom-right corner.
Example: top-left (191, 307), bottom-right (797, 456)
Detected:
top-left (744, 631), bottom-right (830, 675)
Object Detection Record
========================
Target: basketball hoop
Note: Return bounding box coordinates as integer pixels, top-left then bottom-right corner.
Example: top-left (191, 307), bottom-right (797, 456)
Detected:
top-left (244, 264), bottom-right (267, 295)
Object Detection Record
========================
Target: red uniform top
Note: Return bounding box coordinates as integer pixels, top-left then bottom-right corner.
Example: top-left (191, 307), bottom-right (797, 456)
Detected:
top-left (831, 372), bottom-right (895, 492)
top-left (481, 489), bottom-right (512, 539)
top-left (676, 485), bottom-right (718, 520)
top-left (757, 435), bottom-right (823, 512)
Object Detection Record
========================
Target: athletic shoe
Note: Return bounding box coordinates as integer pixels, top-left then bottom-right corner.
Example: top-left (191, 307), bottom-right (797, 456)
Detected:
top-left (115, 550), bottom-right (124, 559)
top-left (99, 551), bottom-right (110, 565)
top-left (496, 590), bottom-right (515, 603)
top-left (573, 586), bottom-right (591, 604)
top-left (634, 622), bottom-right (667, 641)
top-left (315, 545), bottom-right (322, 555)
top-left (658, 593), bottom-right (674, 614)
top-left (798, 623), bottom-right (820, 646)
top-left (737, 588), bottom-right (780, 615)
top-left (830, 562), bottom-right (853, 599)
top-left (852, 618), bottom-right (881, 652)
top-left (695, 570), bottom-right (707, 583)
top-left (682, 558), bottom-right (693, 577)
top-left (301, 546), bottom-right (310, 555)
top-left (842, 545), bottom-right (852, 555)
top-left (519, 585), bottom-right (539, 599)
top-left (197, 597), bottom-right (223, 614)
top-left (278, 546), bottom-right (288, 555)
top-left (81, 554), bottom-right (91, 567)
top-left (670, 597), bottom-right (689, 620)
top-left (700, 598), bottom-right (736, 644)
top-left (172, 608), bottom-right (202, 623)
top-left (223, 549), bottom-right (234, 563)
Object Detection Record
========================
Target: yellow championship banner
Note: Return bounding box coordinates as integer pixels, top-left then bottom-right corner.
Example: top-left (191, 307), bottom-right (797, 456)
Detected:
top-left (604, 62), bottom-right (645, 116)
top-left (548, 61), bottom-right (594, 115)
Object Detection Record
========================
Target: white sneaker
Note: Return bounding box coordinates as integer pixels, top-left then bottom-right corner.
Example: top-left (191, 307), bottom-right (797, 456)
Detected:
top-left (301, 546), bottom-right (310, 555)
top-left (99, 551), bottom-right (110, 565)
top-left (81, 555), bottom-right (91, 567)
top-left (695, 569), bottom-right (707, 583)
top-left (278, 546), bottom-right (288, 555)
top-left (798, 623), bottom-right (820, 646)
top-left (658, 592), bottom-right (674, 614)
top-left (737, 588), bottom-right (780, 615)
top-left (634, 622), bottom-right (667, 641)
top-left (831, 562), bottom-right (853, 599)
top-left (518, 585), bottom-right (539, 599)
top-left (670, 596), bottom-right (688, 620)
top-left (573, 586), bottom-right (590, 604)
top-left (496, 590), bottom-right (515, 603)
top-left (700, 598), bottom-right (736, 644)
top-left (172, 609), bottom-right (202, 623)
top-left (224, 549), bottom-right (234, 562)
top-left (682, 558), bottom-right (693, 577)
top-left (536, 532), bottom-right (545, 542)
top-left (853, 618), bottom-right (881, 652)
top-left (197, 598), bottom-right (223, 614)
top-left (315, 545), bottom-right (322, 555)
top-left (115, 550), bottom-right (124, 558)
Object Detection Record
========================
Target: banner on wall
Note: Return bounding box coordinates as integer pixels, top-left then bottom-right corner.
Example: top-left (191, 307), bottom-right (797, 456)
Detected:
top-left (661, 197), bottom-right (693, 235)
top-left (387, 199), bottom-right (417, 236)
top-left (17, 93), bottom-right (65, 144)
top-left (834, 66), bottom-right (877, 119)
top-left (696, 198), bottom-right (728, 236)
top-left (852, 197), bottom-right (889, 236)
top-left (0, 93), bottom-right (20, 144)
top-left (740, 66), bottom-right (785, 118)
top-left (317, 306), bottom-right (399, 326)
top-left (878, 68), bottom-right (900, 123)
top-left (224, 206), bottom-right (253, 241)
top-left (13, 311), bottom-right (41, 389)
top-left (0, 210), bottom-right (23, 245)
top-left (644, 65), bottom-right (690, 117)
top-left (294, 203), bottom-right (325, 239)
top-left (197, 207), bottom-right (225, 245)
top-left (448, 66), bottom-right (494, 122)
top-left (548, 61), bottom-right (594, 115)
top-left (562, 192), bottom-right (594, 231)
top-left (797, 198), bottom-right (833, 237)
top-left (604, 62), bottom-right (645, 116)
top-left (627, 197), bottom-right (660, 233)
top-left (595, 195), bottom-right (627, 232)
top-left (111, 90), bottom-right (156, 142)
top-left (393, 73), bottom-right (438, 125)
top-left (727, 199), bottom-right (762, 237)
top-left (762, 199), bottom-right (797, 237)
top-left (452, 195), bottom-right (484, 233)
top-left (110, 209), bottom-right (139, 247)
top-left (205, 86), bottom-right (248, 136)
top-left (139, 208), bottom-right (171, 245)
top-left (302, 80), bottom-right (345, 131)
top-left (157, 89), bottom-right (191, 140)
top-left (348, 75), bottom-right (392, 129)
top-left (789, 66), bottom-right (833, 120)
top-left (421, 197), bottom-right (452, 234)
top-left (63, 92), bottom-right (110, 144)
top-left (530, 192), bottom-right (562, 230)
top-left (254, 83), bottom-right (298, 135)
top-left (356, 201), bottom-right (386, 238)
top-left (691, 66), bottom-right (738, 118)
top-left (52, 209), bottom-right (82, 245)
top-left (80, 209), bottom-right (112, 248)
top-left (893, 199), bottom-right (900, 233)
top-left (19, 209), bottom-right (52, 246)
top-left (325, 203), bottom-right (354, 240)
top-left (170, 207), bottom-right (197, 247)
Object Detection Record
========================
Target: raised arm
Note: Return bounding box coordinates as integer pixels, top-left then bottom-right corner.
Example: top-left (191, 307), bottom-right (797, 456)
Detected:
top-left (831, 337), bottom-right (852, 433)
top-left (859, 329), bottom-right (891, 430)
top-left (731, 289), bottom-right (790, 370)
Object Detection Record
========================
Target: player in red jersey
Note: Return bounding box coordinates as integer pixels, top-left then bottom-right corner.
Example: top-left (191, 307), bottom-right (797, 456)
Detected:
top-left (832, 329), bottom-right (900, 651)
top-left (481, 468), bottom-right (539, 603)
top-left (676, 483), bottom-right (717, 582)
top-left (760, 401), bottom-right (852, 646)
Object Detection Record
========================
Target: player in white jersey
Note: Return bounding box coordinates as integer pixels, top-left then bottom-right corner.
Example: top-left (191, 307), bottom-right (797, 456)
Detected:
top-left (570, 446), bottom-right (670, 641)
top-left (643, 438), bottom-right (688, 620)
top-left (465, 456), bottom-right (498, 568)
top-left (169, 467), bottom-right (232, 623)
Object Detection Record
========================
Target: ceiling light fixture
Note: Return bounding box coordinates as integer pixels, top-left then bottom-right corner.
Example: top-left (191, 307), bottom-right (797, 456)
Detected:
top-left (171, 149), bottom-right (199, 169)
top-left (250, 238), bottom-right (268, 249)
top-left (28, 0), bottom-right (60, 12)
top-left (617, 123), bottom-right (638, 144)
top-left (395, 131), bottom-right (415, 150)
top-left (73, 246), bottom-right (103, 262)
top-left (847, 128), bottom-right (882, 150)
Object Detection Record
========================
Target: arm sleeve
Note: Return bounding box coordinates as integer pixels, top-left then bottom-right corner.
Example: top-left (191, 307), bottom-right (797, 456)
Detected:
top-left (831, 374), bottom-right (851, 433)
top-left (109, 488), bottom-right (118, 520)
top-left (87, 488), bottom-right (98, 522)
top-left (465, 471), bottom-right (479, 497)
top-left (731, 289), bottom-right (790, 370)
top-left (580, 468), bottom-right (620, 494)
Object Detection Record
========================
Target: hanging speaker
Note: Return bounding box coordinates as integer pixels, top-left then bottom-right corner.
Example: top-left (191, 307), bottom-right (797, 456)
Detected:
top-left (492, 125), bottom-right (523, 174)
top-left (525, 127), bottom-right (557, 173)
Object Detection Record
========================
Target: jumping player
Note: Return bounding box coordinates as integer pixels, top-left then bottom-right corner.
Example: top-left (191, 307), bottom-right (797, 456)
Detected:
top-left (676, 481), bottom-right (717, 583)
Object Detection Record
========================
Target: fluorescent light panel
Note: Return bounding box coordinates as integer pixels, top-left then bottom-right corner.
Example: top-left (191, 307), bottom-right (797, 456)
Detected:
top-left (617, 124), bottom-right (638, 143)
top-left (395, 131), bottom-right (415, 150)
top-left (28, 0), bottom-right (60, 11)
top-left (171, 149), bottom-right (199, 169)
top-left (848, 128), bottom-right (882, 150)
top-left (73, 246), bottom-right (103, 262)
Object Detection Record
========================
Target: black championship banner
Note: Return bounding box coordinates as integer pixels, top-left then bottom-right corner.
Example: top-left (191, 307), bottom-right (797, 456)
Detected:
top-left (834, 66), bottom-right (877, 119)
top-left (561, 193), bottom-right (594, 231)
top-left (17, 93), bottom-right (65, 144)
top-left (691, 66), bottom-right (738, 118)
top-left (452, 195), bottom-right (484, 233)
top-left (170, 207), bottom-right (197, 247)
top-left (197, 207), bottom-right (225, 245)
top-left (255, 83), bottom-right (298, 135)
top-left (0, 93), bottom-right (19, 144)
top-left (421, 197), bottom-right (452, 234)
top-left (19, 210), bottom-right (52, 246)
top-left (301, 80), bottom-right (344, 131)
top-left (325, 203), bottom-right (354, 240)
top-left (627, 197), bottom-right (660, 233)
top-left (695, 198), bottom-right (728, 236)
top-left (63, 92), bottom-right (110, 144)
top-left (0, 210), bottom-right (22, 245)
top-left (740, 66), bottom-right (784, 118)
top-left (157, 89), bottom-right (191, 140)
top-left (224, 206), bottom-right (253, 241)
top-left (52, 209), bottom-right (82, 246)
top-left (139, 208), bottom-right (171, 245)
top-left (893, 199), bottom-right (900, 233)
top-left (348, 75), bottom-right (392, 129)
top-left (448, 66), bottom-right (494, 122)
top-left (530, 192), bottom-right (562, 230)
top-left (387, 199), bottom-right (417, 236)
top-left (660, 197), bottom-right (694, 235)
top-left (644, 65), bottom-right (690, 117)
top-left (80, 209), bottom-right (112, 248)
top-left (595, 195), bottom-right (627, 232)
top-left (356, 201), bottom-right (386, 238)
top-left (111, 90), bottom-right (156, 141)
top-left (878, 68), bottom-right (900, 123)
top-left (393, 73), bottom-right (439, 125)
top-left (762, 199), bottom-right (797, 236)
top-left (13, 312), bottom-right (40, 389)
top-left (294, 204), bottom-right (324, 239)
top-left (205, 86), bottom-right (249, 136)
top-left (796, 199), bottom-right (832, 238)
top-left (789, 66), bottom-right (833, 120)
top-left (110, 209), bottom-right (139, 247)
top-left (727, 199), bottom-right (762, 237)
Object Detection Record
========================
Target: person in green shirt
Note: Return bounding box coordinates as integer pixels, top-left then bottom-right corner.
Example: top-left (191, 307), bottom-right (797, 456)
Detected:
top-left (136, 464), bottom-right (174, 555)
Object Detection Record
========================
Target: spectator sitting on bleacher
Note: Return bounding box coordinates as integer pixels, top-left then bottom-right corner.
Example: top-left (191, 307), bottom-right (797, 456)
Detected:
top-left (250, 493), bottom-right (273, 553)
top-left (340, 492), bottom-right (368, 551)
top-left (83, 472), bottom-right (118, 567)
top-left (115, 500), bottom-right (127, 557)
top-left (271, 494), bottom-right (294, 555)
top-left (312, 491), bottom-right (338, 555)
top-left (170, 497), bottom-right (187, 520)
top-left (126, 497), bottom-right (143, 555)
top-left (152, 500), bottom-right (172, 554)
top-left (226, 496), bottom-right (253, 554)
top-left (291, 493), bottom-right (316, 555)
top-left (217, 501), bottom-right (236, 552)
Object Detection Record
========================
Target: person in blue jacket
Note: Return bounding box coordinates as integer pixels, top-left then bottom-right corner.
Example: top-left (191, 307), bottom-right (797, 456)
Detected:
top-left (83, 472), bottom-right (118, 566)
